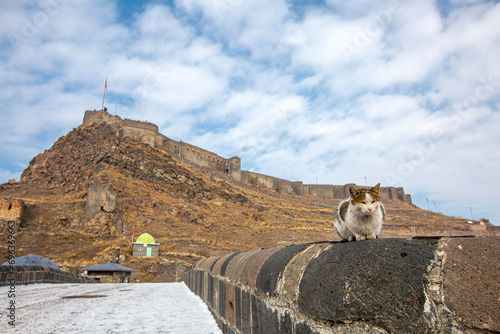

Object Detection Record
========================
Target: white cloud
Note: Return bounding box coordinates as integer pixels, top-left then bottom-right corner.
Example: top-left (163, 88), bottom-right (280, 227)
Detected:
top-left (175, 0), bottom-right (290, 58)
top-left (1, 0), bottom-right (499, 224)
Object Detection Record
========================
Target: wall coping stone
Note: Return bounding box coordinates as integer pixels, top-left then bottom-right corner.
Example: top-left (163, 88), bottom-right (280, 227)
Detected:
top-left (183, 236), bottom-right (499, 334)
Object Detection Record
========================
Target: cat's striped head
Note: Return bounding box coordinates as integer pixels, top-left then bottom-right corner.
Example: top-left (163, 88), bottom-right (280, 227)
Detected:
top-left (349, 183), bottom-right (381, 214)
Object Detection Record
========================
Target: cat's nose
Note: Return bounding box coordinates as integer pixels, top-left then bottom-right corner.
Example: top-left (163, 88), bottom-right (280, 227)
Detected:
top-left (368, 208), bottom-right (372, 212)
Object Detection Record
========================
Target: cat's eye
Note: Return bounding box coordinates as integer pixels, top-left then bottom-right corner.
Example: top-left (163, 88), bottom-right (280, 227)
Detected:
top-left (362, 201), bottom-right (366, 204)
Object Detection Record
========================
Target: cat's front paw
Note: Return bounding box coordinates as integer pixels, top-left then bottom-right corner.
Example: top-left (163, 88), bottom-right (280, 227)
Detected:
top-left (366, 233), bottom-right (377, 240)
top-left (355, 235), bottom-right (366, 241)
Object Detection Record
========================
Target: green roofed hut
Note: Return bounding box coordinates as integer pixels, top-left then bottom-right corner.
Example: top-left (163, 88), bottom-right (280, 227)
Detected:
top-left (80, 263), bottom-right (136, 283)
top-left (132, 233), bottom-right (159, 257)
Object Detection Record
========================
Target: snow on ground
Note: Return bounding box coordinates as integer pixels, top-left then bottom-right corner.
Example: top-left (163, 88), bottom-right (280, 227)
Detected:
top-left (1, 282), bottom-right (222, 334)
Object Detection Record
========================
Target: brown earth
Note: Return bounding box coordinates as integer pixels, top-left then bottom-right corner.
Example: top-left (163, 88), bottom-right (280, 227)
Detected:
top-left (0, 123), bottom-right (497, 282)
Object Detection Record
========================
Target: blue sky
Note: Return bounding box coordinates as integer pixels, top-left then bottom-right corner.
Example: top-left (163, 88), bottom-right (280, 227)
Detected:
top-left (1, 0), bottom-right (499, 224)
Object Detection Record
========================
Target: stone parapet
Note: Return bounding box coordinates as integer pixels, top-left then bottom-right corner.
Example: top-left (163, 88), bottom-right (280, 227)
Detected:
top-left (0, 265), bottom-right (98, 286)
top-left (183, 237), bottom-right (499, 334)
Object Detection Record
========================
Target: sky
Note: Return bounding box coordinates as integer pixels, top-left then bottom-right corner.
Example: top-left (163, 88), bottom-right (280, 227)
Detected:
top-left (1, 0), bottom-right (499, 224)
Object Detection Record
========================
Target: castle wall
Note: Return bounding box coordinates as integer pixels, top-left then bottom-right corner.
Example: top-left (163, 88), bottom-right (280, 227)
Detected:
top-left (80, 109), bottom-right (412, 204)
top-left (160, 137), bottom-right (241, 180)
top-left (163, 139), bottom-right (222, 168)
top-left (304, 184), bottom-right (335, 199)
top-left (121, 118), bottom-right (160, 147)
top-left (122, 118), bottom-right (158, 132)
top-left (226, 157), bottom-right (241, 182)
top-left (240, 171), bottom-right (294, 195)
top-left (83, 109), bottom-right (122, 127)
top-left (292, 181), bottom-right (304, 195)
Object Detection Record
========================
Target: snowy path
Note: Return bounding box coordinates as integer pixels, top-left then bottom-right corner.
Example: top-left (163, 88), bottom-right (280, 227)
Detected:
top-left (1, 283), bottom-right (222, 334)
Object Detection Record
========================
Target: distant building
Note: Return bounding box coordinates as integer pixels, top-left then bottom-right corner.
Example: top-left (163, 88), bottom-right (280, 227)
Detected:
top-left (80, 263), bottom-right (136, 283)
top-left (2, 254), bottom-right (60, 270)
top-left (132, 233), bottom-right (159, 257)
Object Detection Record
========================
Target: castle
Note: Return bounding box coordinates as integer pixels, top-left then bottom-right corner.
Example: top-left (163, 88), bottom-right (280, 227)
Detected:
top-left (83, 109), bottom-right (412, 203)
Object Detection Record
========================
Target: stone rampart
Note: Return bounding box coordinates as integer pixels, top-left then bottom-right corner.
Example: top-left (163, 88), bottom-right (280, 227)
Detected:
top-left (122, 118), bottom-right (158, 132)
top-left (81, 109), bottom-right (412, 203)
top-left (183, 236), bottom-right (499, 334)
top-left (0, 265), bottom-right (98, 286)
top-left (82, 109), bottom-right (122, 127)
top-left (241, 171), bottom-right (294, 195)
top-left (121, 118), bottom-right (161, 147)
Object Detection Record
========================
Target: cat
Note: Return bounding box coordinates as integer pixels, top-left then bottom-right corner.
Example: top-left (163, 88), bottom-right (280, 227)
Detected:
top-left (333, 183), bottom-right (385, 241)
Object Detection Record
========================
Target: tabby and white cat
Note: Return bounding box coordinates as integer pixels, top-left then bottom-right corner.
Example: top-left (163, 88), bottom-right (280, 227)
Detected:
top-left (333, 183), bottom-right (385, 241)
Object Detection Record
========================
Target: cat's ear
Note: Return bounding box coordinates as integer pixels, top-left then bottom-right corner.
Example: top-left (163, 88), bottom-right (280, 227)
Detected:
top-left (349, 186), bottom-right (360, 198)
top-left (371, 183), bottom-right (381, 193)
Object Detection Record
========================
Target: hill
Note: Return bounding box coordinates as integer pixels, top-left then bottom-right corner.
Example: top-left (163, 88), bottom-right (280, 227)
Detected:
top-left (1, 120), bottom-right (497, 282)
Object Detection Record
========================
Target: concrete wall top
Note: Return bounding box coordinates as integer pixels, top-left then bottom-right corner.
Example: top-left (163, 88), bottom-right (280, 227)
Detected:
top-left (184, 236), bottom-right (500, 334)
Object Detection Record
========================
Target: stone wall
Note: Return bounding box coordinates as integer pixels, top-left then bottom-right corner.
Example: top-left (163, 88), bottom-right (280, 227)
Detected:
top-left (0, 198), bottom-right (25, 233)
top-left (82, 109), bottom-right (122, 127)
top-left (0, 265), bottom-right (97, 286)
top-left (183, 236), bottom-right (499, 334)
top-left (121, 118), bottom-right (162, 147)
top-left (241, 171), bottom-right (294, 195)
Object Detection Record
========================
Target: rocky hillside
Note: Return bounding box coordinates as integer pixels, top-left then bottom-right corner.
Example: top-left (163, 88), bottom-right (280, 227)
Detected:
top-left (0, 123), bottom-right (496, 282)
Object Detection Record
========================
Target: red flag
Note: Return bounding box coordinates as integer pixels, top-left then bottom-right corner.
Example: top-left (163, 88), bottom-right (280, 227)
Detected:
top-left (105, 77), bottom-right (107, 94)
top-left (131, 228), bottom-right (135, 235)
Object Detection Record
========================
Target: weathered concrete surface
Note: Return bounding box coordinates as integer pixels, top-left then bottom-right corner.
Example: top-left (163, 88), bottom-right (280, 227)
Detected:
top-left (442, 236), bottom-right (500, 332)
top-left (277, 243), bottom-right (331, 306)
top-left (240, 247), bottom-right (280, 288)
top-left (256, 243), bottom-right (312, 296)
top-left (183, 236), bottom-right (500, 334)
top-left (298, 238), bottom-right (438, 333)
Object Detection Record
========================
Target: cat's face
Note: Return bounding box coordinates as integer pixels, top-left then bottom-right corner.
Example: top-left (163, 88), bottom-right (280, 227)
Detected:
top-left (349, 183), bottom-right (381, 215)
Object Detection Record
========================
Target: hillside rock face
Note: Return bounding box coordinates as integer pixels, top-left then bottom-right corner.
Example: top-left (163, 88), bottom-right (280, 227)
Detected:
top-left (20, 123), bottom-right (119, 191)
top-left (85, 184), bottom-right (117, 218)
top-left (19, 123), bottom-right (221, 206)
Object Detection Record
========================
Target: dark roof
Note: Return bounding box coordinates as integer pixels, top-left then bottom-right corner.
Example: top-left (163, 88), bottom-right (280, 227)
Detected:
top-left (2, 254), bottom-right (60, 270)
top-left (80, 263), bottom-right (136, 272)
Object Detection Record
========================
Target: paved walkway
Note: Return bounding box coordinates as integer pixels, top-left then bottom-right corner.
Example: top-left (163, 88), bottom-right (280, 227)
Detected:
top-left (1, 283), bottom-right (222, 334)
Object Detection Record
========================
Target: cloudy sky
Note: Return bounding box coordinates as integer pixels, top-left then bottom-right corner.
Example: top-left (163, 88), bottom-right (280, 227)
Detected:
top-left (1, 0), bottom-right (499, 224)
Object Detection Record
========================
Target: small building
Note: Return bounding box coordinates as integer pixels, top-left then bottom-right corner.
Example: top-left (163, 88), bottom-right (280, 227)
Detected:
top-left (2, 254), bottom-right (60, 270)
top-left (80, 263), bottom-right (136, 283)
top-left (132, 233), bottom-right (159, 257)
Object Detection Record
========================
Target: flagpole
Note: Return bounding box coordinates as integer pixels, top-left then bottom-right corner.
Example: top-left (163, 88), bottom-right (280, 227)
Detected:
top-left (101, 77), bottom-right (107, 110)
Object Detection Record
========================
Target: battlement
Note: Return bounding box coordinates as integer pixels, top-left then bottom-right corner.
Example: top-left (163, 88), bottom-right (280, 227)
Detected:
top-left (82, 109), bottom-right (122, 127)
top-left (122, 118), bottom-right (158, 132)
top-left (81, 109), bottom-right (412, 203)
